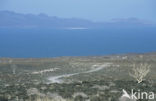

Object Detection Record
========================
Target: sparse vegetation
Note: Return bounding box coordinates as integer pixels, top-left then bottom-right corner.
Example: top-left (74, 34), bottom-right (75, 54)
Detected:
top-left (0, 53), bottom-right (156, 101)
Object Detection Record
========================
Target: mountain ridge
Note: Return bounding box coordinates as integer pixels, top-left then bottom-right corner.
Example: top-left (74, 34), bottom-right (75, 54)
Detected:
top-left (0, 10), bottom-right (155, 29)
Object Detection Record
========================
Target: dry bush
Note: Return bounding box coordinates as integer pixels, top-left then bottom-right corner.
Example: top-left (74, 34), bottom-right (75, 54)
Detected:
top-left (129, 63), bottom-right (151, 83)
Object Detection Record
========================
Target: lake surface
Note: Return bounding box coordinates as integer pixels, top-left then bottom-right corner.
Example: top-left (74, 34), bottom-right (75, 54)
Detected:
top-left (0, 28), bottom-right (156, 58)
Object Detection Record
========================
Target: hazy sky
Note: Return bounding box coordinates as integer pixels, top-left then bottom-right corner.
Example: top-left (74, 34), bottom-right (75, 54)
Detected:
top-left (0, 0), bottom-right (155, 22)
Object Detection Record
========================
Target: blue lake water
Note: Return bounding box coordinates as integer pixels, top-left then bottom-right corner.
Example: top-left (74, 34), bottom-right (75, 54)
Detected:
top-left (0, 28), bottom-right (156, 58)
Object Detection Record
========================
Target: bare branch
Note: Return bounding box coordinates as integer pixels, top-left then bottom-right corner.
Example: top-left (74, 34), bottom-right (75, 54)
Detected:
top-left (129, 63), bottom-right (151, 83)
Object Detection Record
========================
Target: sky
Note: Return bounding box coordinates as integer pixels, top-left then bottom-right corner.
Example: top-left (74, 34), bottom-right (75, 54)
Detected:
top-left (0, 0), bottom-right (156, 22)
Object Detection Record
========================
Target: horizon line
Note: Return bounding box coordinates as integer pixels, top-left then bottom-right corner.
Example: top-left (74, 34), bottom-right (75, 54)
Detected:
top-left (1, 10), bottom-right (155, 24)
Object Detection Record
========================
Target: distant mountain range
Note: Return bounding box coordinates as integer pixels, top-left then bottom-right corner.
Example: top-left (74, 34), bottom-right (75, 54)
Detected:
top-left (0, 10), bottom-right (155, 29)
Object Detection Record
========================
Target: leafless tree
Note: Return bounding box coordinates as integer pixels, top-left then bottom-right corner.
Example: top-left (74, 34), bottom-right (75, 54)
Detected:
top-left (129, 63), bottom-right (151, 83)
